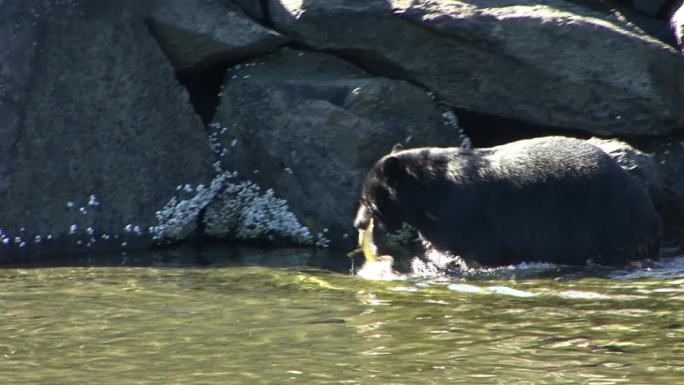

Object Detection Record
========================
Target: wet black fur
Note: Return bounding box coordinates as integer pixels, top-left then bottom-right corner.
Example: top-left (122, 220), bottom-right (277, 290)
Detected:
top-left (354, 137), bottom-right (662, 266)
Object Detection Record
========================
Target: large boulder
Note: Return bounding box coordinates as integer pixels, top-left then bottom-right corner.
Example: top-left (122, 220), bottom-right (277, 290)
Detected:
top-left (147, 0), bottom-right (287, 71)
top-left (209, 48), bottom-right (467, 248)
top-left (269, 0), bottom-right (684, 136)
top-left (0, 0), bottom-right (216, 262)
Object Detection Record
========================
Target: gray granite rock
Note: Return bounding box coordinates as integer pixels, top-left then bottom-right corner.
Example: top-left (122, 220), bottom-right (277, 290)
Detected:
top-left (148, 0), bottom-right (287, 71)
top-left (269, 0), bottom-right (684, 136)
top-left (0, 0), bottom-right (215, 261)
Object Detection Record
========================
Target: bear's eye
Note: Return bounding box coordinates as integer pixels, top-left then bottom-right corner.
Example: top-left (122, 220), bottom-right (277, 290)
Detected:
top-left (363, 200), bottom-right (379, 215)
top-left (358, 198), bottom-right (381, 218)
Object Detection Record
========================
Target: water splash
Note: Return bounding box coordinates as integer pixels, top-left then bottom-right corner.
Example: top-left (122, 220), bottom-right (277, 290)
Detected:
top-left (410, 247), bottom-right (561, 280)
top-left (356, 256), bottom-right (406, 281)
top-left (609, 255), bottom-right (684, 279)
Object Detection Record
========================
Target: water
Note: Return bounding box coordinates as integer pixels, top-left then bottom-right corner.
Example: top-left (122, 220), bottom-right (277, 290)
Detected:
top-left (2, 248), bottom-right (684, 384)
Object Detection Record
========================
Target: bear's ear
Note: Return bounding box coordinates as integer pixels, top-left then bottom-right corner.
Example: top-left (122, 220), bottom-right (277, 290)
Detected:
top-left (391, 143), bottom-right (403, 153)
top-left (381, 155), bottom-right (403, 180)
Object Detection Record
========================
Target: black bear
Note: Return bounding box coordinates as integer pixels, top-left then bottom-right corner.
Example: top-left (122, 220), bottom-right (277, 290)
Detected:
top-left (354, 136), bottom-right (661, 266)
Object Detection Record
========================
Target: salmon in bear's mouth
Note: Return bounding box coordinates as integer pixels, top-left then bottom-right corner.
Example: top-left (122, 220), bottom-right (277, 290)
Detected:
top-left (357, 217), bottom-right (378, 263)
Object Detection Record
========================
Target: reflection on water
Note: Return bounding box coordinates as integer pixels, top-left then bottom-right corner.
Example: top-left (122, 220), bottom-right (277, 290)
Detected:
top-left (1, 247), bottom-right (684, 384)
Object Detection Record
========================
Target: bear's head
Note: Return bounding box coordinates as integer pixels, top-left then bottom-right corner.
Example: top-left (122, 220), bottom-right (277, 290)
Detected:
top-left (354, 145), bottom-right (407, 245)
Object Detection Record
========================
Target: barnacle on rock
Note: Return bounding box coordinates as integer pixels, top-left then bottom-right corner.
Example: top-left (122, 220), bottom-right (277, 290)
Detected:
top-left (151, 172), bottom-right (231, 242)
top-left (203, 177), bottom-right (315, 246)
top-left (152, 171), bottom-right (322, 247)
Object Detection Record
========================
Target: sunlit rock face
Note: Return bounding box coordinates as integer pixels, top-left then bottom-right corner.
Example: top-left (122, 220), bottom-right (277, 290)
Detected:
top-left (269, 0), bottom-right (684, 136)
top-left (0, 0), bottom-right (215, 261)
top-left (209, 48), bottom-right (467, 249)
top-left (673, 2), bottom-right (684, 50)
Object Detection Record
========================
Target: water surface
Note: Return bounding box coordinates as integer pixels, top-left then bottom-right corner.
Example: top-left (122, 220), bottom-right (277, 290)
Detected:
top-left (2, 248), bottom-right (684, 384)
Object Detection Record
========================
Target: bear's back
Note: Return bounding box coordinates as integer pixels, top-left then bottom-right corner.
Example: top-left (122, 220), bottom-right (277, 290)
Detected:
top-left (483, 136), bottom-right (614, 185)
top-left (419, 136), bottom-right (661, 266)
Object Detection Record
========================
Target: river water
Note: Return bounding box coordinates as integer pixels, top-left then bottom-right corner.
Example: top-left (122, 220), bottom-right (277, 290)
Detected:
top-left (1, 247), bottom-right (684, 384)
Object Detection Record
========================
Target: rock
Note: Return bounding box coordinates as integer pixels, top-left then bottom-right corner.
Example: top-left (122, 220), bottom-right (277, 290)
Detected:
top-left (565, 0), bottom-right (676, 46)
top-left (615, 3), bottom-right (680, 46)
top-left (151, 170), bottom-right (316, 246)
top-left (587, 137), bottom-right (663, 203)
top-left (631, 0), bottom-right (673, 17)
top-left (202, 172), bottom-right (316, 246)
top-left (269, 0), bottom-right (684, 136)
top-left (0, 0), bottom-right (215, 262)
top-left (147, 0), bottom-right (287, 71)
top-left (229, 0), bottom-right (266, 22)
top-left (209, 48), bottom-right (467, 248)
top-left (673, 2), bottom-right (684, 50)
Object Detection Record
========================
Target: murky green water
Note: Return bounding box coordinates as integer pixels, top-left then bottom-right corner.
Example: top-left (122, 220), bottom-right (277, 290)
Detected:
top-left (2, 249), bottom-right (684, 385)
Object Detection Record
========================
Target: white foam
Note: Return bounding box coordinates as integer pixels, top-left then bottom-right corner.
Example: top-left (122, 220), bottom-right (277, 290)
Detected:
top-left (356, 256), bottom-right (406, 281)
top-left (390, 286), bottom-right (419, 292)
top-left (448, 284), bottom-right (536, 298)
top-left (514, 262), bottom-right (559, 270)
top-left (558, 290), bottom-right (611, 300)
top-left (486, 285), bottom-right (536, 298)
top-left (410, 247), bottom-right (563, 279)
top-left (447, 283), bottom-right (484, 294)
top-left (610, 255), bottom-right (684, 280)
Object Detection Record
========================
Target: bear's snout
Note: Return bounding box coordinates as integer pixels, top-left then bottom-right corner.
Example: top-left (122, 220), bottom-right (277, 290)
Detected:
top-left (353, 204), bottom-right (371, 230)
